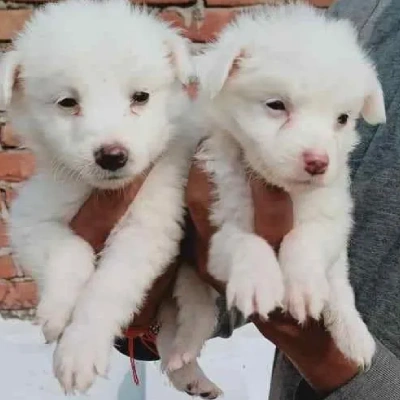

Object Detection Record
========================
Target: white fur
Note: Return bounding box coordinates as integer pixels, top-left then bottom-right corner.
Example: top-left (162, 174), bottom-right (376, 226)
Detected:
top-left (157, 268), bottom-right (222, 398)
top-left (0, 0), bottom-right (212, 394)
top-left (186, 3), bottom-right (385, 371)
top-left (199, 134), bottom-right (284, 319)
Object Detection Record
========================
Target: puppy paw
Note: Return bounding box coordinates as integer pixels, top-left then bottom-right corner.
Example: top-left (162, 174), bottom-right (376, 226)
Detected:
top-left (53, 323), bottom-right (112, 394)
top-left (166, 350), bottom-right (197, 372)
top-left (327, 313), bottom-right (376, 369)
top-left (283, 274), bottom-right (329, 323)
top-left (226, 236), bottom-right (284, 319)
top-left (35, 297), bottom-right (73, 343)
top-left (168, 361), bottom-right (223, 399)
top-left (185, 381), bottom-right (223, 399)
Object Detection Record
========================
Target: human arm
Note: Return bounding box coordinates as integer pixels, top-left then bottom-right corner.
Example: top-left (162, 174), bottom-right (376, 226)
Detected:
top-left (68, 171), bottom-right (177, 331)
top-left (293, 339), bottom-right (400, 399)
top-left (186, 161), bottom-right (400, 398)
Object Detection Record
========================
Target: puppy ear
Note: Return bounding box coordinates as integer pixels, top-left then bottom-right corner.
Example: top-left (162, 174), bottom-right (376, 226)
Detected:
top-left (166, 35), bottom-right (195, 87)
top-left (199, 46), bottom-right (245, 99)
top-left (0, 50), bottom-right (21, 110)
top-left (361, 70), bottom-right (386, 125)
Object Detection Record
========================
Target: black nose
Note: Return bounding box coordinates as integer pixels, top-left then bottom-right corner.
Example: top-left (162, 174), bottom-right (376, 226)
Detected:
top-left (94, 144), bottom-right (128, 171)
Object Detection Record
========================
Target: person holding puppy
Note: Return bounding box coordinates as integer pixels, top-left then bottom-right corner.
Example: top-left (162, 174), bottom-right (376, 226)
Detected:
top-left (71, 0), bottom-right (400, 399)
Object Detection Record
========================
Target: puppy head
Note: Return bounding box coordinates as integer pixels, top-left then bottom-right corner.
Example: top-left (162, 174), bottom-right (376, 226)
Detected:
top-left (200, 4), bottom-right (386, 189)
top-left (0, 0), bottom-right (193, 189)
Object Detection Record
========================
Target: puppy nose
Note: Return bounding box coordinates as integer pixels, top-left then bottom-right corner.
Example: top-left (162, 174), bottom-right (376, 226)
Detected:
top-left (303, 151), bottom-right (329, 176)
top-left (94, 144), bottom-right (128, 171)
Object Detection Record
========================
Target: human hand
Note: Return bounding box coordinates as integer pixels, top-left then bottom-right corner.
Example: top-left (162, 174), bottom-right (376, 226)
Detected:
top-left (186, 160), bottom-right (358, 394)
top-left (69, 176), bottom-right (177, 331)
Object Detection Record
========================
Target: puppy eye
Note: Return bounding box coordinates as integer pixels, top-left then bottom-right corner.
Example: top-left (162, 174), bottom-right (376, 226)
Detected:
top-left (131, 91), bottom-right (149, 105)
top-left (337, 113), bottom-right (349, 125)
top-left (265, 99), bottom-right (286, 111)
top-left (58, 98), bottom-right (78, 108)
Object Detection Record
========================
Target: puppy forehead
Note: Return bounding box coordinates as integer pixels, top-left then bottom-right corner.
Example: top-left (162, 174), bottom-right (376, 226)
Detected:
top-left (14, 1), bottom-right (172, 84)
top-left (224, 4), bottom-right (372, 104)
top-left (242, 54), bottom-right (369, 108)
top-left (249, 34), bottom-right (368, 96)
top-left (20, 41), bottom-right (171, 90)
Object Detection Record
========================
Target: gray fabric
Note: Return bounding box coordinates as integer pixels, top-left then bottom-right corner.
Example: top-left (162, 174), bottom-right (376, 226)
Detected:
top-left (291, 341), bottom-right (400, 400)
top-left (328, 0), bottom-right (392, 43)
top-left (269, 0), bottom-right (400, 398)
top-left (324, 340), bottom-right (400, 400)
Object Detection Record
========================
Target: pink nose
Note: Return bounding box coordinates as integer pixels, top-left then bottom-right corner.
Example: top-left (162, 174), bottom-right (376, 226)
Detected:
top-left (303, 151), bottom-right (329, 176)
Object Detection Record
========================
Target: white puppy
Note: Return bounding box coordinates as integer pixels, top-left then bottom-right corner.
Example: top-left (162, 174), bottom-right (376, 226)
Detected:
top-left (0, 0), bottom-right (215, 394)
top-left (170, 2), bottom-right (386, 379)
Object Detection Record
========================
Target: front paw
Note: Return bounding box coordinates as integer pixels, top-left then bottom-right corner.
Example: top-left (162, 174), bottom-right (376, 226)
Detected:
top-left (226, 236), bottom-right (284, 319)
top-left (53, 323), bottom-right (112, 394)
top-left (283, 274), bottom-right (329, 323)
top-left (326, 311), bottom-right (376, 369)
top-left (279, 235), bottom-right (330, 323)
top-left (36, 297), bottom-right (73, 343)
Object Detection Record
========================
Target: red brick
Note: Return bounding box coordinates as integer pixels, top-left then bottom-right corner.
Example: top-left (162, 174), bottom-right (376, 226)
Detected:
top-left (132, 0), bottom-right (194, 3)
top-left (11, 0), bottom-right (195, 3)
top-left (161, 9), bottom-right (235, 42)
top-left (205, 0), bottom-right (277, 6)
top-left (0, 279), bottom-right (38, 310)
top-left (0, 124), bottom-right (21, 149)
top-left (0, 2), bottom-right (334, 42)
top-left (0, 220), bottom-right (9, 247)
top-left (205, 0), bottom-right (333, 5)
top-left (0, 256), bottom-right (18, 280)
top-left (0, 151), bottom-right (35, 182)
top-left (0, 10), bottom-right (32, 41)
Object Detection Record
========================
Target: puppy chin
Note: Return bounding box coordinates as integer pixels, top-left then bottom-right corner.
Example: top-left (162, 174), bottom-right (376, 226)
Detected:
top-left (90, 176), bottom-right (134, 190)
top-left (81, 171), bottom-right (136, 190)
top-left (284, 171), bottom-right (333, 190)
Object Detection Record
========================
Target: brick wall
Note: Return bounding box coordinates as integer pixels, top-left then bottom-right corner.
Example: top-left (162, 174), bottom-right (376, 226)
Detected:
top-left (0, 0), bottom-right (333, 318)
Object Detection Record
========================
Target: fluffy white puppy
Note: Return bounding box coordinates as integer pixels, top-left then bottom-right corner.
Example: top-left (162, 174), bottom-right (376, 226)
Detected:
top-left (170, 2), bottom-right (386, 379)
top-left (0, 0), bottom-right (213, 394)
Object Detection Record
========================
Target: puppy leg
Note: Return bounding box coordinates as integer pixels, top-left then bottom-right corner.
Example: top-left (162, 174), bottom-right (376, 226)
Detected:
top-left (157, 299), bottom-right (180, 371)
top-left (167, 266), bottom-right (219, 371)
top-left (201, 134), bottom-right (284, 319)
top-left (53, 145), bottom-right (190, 394)
top-left (279, 184), bottom-right (352, 324)
top-left (9, 173), bottom-right (93, 343)
top-left (157, 300), bottom-right (223, 399)
top-left (209, 225), bottom-right (284, 319)
top-left (279, 225), bottom-right (331, 324)
top-left (324, 252), bottom-right (375, 369)
top-left (35, 237), bottom-right (95, 344)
